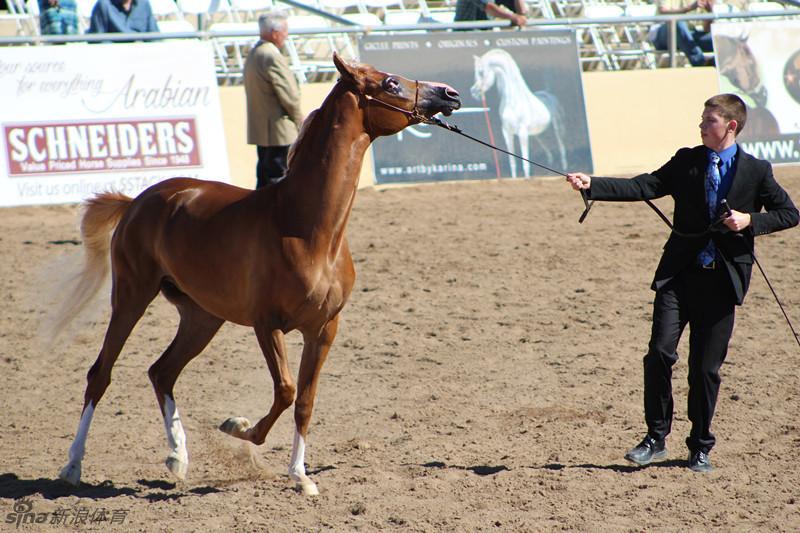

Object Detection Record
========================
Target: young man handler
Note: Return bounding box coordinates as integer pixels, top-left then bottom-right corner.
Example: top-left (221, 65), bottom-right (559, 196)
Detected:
top-left (566, 94), bottom-right (798, 472)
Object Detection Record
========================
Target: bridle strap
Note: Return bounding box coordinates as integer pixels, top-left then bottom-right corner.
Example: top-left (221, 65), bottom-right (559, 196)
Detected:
top-left (363, 80), bottom-right (433, 125)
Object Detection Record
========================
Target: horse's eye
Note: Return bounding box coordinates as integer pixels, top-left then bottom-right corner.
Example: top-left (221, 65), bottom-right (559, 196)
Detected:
top-left (382, 77), bottom-right (400, 93)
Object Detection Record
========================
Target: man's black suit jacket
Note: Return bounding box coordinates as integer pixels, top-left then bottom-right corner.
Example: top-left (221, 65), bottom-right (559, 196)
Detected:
top-left (587, 144), bottom-right (799, 305)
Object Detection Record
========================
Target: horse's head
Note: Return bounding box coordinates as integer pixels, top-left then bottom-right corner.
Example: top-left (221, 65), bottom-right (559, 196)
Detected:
top-left (333, 52), bottom-right (461, 136)
top-left (470, 54), bottom-right (495, 100)
top-left (717, 33), bottom-right (767, 106)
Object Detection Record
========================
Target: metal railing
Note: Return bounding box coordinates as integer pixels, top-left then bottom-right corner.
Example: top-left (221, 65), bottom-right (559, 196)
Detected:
top-left (1, 6), bottom-right (797, 76)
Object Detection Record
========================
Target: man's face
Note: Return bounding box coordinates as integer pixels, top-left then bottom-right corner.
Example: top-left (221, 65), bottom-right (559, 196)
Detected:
top-left (270, 23), bottom-right (289, 48)
top-left (699, 108), bottom-right (736, 150)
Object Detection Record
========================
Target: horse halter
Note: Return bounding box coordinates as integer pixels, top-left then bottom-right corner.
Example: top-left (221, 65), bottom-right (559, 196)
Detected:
top-left (362, 79), bottom-right (436, 127)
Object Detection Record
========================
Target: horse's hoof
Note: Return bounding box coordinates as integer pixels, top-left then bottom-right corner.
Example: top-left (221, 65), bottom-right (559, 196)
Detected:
top-left (219, 417), bottom-right (252, 440)
top-left (166, 455), bottom-right (188, 480)
top-left (291, 472), bottom-right (319, 496)
top-left (58, 462), bottom-right (81, 487)
top-left (296, 480), bottom-right (319, 496)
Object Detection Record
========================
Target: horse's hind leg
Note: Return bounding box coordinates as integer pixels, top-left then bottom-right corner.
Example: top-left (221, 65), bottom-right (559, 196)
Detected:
top-left (501, 127), bottom-right (517, 178)
top-left (289, 316), bottom-right (339, 496)
top-left (148, 283), bottom-right (224, 480)
top-left (59, 273), bottom-right (159, 486)
top-left (518, 133), bottom-right (531, 178)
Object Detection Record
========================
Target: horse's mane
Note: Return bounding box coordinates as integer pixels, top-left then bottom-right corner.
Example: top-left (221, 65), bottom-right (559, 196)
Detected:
top-left (287, 108), bottom-right (320, 170)
top-left (481, 48), bottom-right (523, 77)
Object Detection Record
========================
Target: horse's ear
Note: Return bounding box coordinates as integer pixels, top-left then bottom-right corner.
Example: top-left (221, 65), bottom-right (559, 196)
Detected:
top-left (333, 52), bottom-right (363, 90)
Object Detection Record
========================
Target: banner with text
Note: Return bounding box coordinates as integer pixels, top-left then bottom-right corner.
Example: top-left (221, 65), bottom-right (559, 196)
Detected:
top-left (359, 30), bottom-right (592, 183)
top-left (0, 41), bottom-right (229, 207)
top-left (713, 20), bottom-right (800, 163)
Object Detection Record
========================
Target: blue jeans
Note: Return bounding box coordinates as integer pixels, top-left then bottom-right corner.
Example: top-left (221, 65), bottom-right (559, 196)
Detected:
top-left (653, 22), bottom-right (713, 66)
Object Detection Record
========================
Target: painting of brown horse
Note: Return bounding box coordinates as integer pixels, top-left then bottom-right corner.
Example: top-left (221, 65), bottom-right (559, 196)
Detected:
top-left (53, 52), bottom-right (460, 495)
top-left (715, 33), bottom-right (780, 138)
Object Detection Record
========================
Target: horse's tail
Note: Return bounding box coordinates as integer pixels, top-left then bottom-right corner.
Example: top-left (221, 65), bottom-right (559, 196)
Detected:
top-left (534, 90), bottom-right (568, 170)
top-left (48, 192), bottom-right (133, 341)
top-left (534, 90), bottom-right (565, 132)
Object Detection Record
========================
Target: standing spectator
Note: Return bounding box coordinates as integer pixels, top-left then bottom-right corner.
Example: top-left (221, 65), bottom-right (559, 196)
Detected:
top-left (454, 0), bottom-right (527, 28)
top-left (39, 0), bottom-right (80, 35)
top-left (649, 0), bottom-right (715, 66)
top-left (87, 0), bottom-right (158, 34)
top-left (244, 11), bottom-right (303, 189)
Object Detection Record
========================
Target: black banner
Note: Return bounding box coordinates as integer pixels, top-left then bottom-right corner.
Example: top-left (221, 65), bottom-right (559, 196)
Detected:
top-left (360, 29), bottom-right (593, 183)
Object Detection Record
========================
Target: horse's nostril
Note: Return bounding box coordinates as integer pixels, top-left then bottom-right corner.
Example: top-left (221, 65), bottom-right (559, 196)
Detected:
top-left (445, 88), bottom-right (460, 100)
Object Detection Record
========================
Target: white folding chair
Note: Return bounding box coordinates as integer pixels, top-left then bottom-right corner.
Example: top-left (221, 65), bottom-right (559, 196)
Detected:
top-left (229, 0), bottom-right (273, 22)
top-left (10, 0), bottom-right (39, 35)
top-left (157, 18), bottom-right (197, 32)
top-left (623, 3), bottom-right (658, 69)
top-left (286, 13), bottom-right (348, 82)
top-left (150, 0), bottom-right (185, 19)
top-left (341, 11), bottom-right (382, 25)
top-left (20, 0), bottom-right (40, 35)
top-left (383, 9), bottom-right (420, 25)
top-left (73, 0), bottom-right (96, 31)
top-left (208, 21), bottom-right (257, 81)
top-left (552, 0), bottom-right (583, 17)
top-left (747, 1), bottom-right (785, 13)
top-left (177, 0), bottom-right (234, 29)
top-left (580, 4), bottom-right (625, 70)
top-left (315, 0), bottom-right (364, 14)
top-left (526, 0), bottom-right (555, 19)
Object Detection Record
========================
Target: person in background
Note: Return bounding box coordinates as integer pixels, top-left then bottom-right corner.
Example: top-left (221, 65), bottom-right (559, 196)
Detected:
top-left (244, 10), bottom-right (304, 189)
top-left (454, 0), bottom-right (528, 28)
top-left (38, 0), bottom-right (79, 35)
top-left (87, 0), bottom-right (158, 34)
top-left (566, 94), bottom-right (798, 473)
top-left (649, 0), bottom-right (715, 66)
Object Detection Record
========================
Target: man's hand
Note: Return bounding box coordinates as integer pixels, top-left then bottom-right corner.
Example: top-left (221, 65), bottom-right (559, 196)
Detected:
top-left (511, 13), bottom-right (527, 27)
top-left (697, 0), bottom-right (715, 11)
top-left (722, 210), bottom-right (751, 232)
top-left (566, 172), bottom-right (591, 191)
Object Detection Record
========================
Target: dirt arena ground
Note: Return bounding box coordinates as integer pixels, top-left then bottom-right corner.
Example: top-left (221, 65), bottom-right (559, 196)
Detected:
top-left (1, 167), bottom-right (799, 532)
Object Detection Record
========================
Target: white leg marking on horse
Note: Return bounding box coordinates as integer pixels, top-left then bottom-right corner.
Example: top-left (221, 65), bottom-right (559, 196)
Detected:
top-left (289, 430), bottom-right (318, 496)
top-left (59, 403), bottom-right (95, 486)
top-left (163, 396), bottom-right (189, 480)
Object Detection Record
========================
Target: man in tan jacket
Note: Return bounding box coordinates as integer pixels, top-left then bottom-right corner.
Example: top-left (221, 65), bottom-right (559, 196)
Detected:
top-left (245, 11), bottom-right (304, 188)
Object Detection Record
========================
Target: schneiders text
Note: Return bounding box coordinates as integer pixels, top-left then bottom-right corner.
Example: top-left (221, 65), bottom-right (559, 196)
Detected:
top-left (4, 118), bottom-right (200, 175)
top-left (7, 121), bottom-right (194, 162)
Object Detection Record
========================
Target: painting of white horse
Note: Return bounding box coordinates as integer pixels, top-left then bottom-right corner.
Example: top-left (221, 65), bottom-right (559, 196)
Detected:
top-left (471, 49), bottom-right (567, 178)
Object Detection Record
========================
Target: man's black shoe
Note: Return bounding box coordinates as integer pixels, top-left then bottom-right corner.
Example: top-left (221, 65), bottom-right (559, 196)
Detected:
top-left (624, 435), bottom-right (667, 466)
top-left (688, 450), bottom-right (713, 473)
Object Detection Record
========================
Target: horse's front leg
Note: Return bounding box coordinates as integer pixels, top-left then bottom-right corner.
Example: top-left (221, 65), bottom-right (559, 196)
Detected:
top-left (501, 126), bottom-right (517, 178)
top-left (219, 326), bottom-right (295, 446)
top-left (289, 316), bottom-right (339, 496)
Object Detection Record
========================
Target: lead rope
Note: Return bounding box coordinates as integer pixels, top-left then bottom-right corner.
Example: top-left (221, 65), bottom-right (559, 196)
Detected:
top-left (427, 115), bottom-right (800, 350)
top-left (425, 115), bottom-right (598, 220)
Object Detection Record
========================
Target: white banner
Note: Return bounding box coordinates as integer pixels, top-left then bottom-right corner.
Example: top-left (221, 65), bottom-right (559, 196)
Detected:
top-left (0, 41), bottom-right (229, 207)
top-left (712, 20), bottom-right (800, 163)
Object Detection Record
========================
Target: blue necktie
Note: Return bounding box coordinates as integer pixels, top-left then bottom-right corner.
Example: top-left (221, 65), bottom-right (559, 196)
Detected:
top-left (698, 151), bottom-right (721, 266)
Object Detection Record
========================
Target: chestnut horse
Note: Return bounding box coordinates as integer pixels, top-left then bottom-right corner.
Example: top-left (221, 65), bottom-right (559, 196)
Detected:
top-left (55, 52), bottom-right (460, 495)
